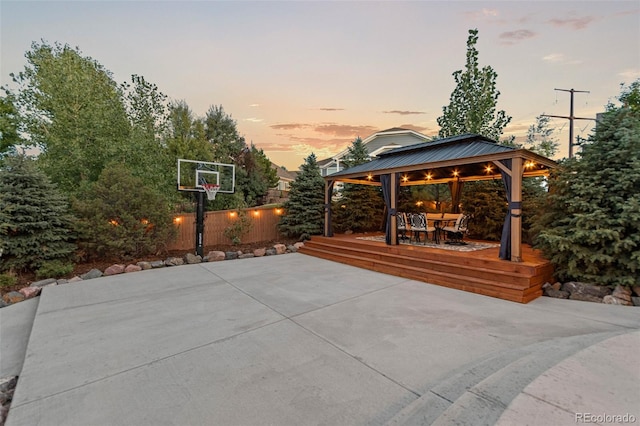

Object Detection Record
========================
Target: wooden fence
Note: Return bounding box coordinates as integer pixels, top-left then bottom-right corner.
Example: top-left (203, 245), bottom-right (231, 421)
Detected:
top-left (167, 206), bottom-right (285, 251)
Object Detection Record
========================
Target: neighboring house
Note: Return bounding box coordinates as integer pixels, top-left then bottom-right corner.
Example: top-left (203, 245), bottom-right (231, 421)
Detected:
top-left (318, 127), bottom-right (432, 177)
top-left (265, 162), bottom-right (298, 204)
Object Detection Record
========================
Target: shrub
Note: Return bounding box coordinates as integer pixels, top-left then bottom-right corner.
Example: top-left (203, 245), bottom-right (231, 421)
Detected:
top-left (72, 163), bottom-right (176, 260)
top-left (0, 272), bottom-right (17, 288)
top-left (36, 260), bottom-right (74, 279)
top-left (223, 209), bottom-right (253, 245)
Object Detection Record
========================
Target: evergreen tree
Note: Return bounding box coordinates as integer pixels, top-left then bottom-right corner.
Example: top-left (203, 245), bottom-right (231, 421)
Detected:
top-left (72, 163), bottom-right (175, 260)
top-left (437, 29), bottom-right (512, 141)
top-left (534, 81), bottom-right (640, 286)
top-left (278, 153), bottom-right (325, 240)
top-left (0, 154), bottom-right (76, 272)
top-left (334, 137), bottom-right (384, 232)
top-left (0, 93), bottom-right (21, 158)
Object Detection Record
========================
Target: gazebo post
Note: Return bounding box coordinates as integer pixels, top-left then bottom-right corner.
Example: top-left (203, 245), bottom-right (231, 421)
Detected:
top-left (390, 173), bottom-right (398, 245)
top-left (510, 158), bottom-right (523, 262)
top-left (324, 180), bottom-right (333, 237)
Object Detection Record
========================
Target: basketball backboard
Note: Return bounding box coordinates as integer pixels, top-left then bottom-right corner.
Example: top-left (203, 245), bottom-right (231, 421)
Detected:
top-left (177, 159), bottom-right (235, 194)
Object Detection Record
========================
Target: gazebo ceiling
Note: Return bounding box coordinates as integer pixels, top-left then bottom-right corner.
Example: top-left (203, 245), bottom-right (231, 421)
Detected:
top-left (325, 133), bottom-right (557, 186)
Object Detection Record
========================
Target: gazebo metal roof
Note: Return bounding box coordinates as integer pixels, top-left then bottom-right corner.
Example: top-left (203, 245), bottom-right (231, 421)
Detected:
top-left (326, 133), bottom-right (557, 186)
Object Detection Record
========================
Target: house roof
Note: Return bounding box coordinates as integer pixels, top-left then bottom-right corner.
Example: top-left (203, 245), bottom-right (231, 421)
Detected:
top-left (325, 133), bottom-right (557, 185)
top-left (271, 162), bottom-right (298, 181)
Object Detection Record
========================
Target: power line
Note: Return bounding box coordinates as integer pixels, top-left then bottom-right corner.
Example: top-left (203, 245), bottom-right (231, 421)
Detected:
top-left (542, 88), bottom-right (595, 158)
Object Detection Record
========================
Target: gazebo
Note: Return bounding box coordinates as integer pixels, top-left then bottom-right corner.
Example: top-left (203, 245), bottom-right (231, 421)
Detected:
top-left (321, 134), bottom-right (557, 262)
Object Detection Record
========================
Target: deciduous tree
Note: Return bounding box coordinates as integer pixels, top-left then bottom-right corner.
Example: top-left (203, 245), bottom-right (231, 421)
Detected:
top-left (437, 29), bottom-right (512, 141)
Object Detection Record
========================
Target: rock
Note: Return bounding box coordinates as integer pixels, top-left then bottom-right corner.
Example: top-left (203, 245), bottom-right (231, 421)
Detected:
top-left (225, 251), bottom-right (238, 260)
top-left (265, 248), bottom-right (277, 256)
top-left (569, 293), bottom-right (604, 303)
top-left (632, 297), bottom-right (640, 307)
top-left (273, 244), bottom-right (287, 255)
top-left (185, 253), bottom-right (202, 264)
top-left (164, 257), bottom-right (184, 267)
top-left (2, 292), bottom-right (25, 304)
top-left (253, 248), bottom-right (266, 257)
top-left (125, 264), bottom-right (142, 273)
top-left (287, 245), bottom-right (297, 253)
top-left (30, 278), bottom-right (57, 288)
top-left (18, 286), bottom-right (41, 299)
top-left (150, 260), bottom-right (165, 269)
top-left (344, 230), bottom-right (353, 235)
top-left (68, 276), bottom-right (83, 283)
top-left (562, 281), bottom-right (611, 300)
top-left (603, 295), bottom-right (623, 305)
top-left (632, 285), bottom-right (640, 297)
top-left (238, 253), bottom-right (255, 259)
top-left (206, 251), bottom-right (226, 262)
top-left (551, 282), bottom-right (562, 291)
top-left (81, 269), bottom-right (103, 280)
top-left (294, 242), bottom-right (305, 249)
top-left (104, 264), bottom-right (125, 276)
top-left (544, 289), bottom-right (570, 299)
top-left (612, 285), bottom-right (633, 303)
top-left (0, 376), bottom-right (17, 393)
top-left (137, 261), bottom-right (152, 270)
top-left (0, 300), bottom-right (7, 308)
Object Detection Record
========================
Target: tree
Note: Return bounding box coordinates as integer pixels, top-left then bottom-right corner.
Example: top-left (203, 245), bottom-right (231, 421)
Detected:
top-left (72, 163), bottom-right (176, 260)
top-left (204, 105), bottom-right (246, 163)
top-left (534, 81), bottom-right (640, 286)
top-left (523, 115), bottom-right (560, 158)
top-left (333, 137), bottom-right (384, 232)
top-left (0, 154), bottom-right (76, 272)
top-left (278, 153), bottom-right (325, 240)
top-left (0, 93), bottom-right (21, 158)
top-left (120, 74), bottom-right (172, 193)
top-left (9, 42), bottom-right (131, 193)
top-left (235, 144), bottom-right (279, 207)
top-left (437, 29), bottom-right (512, 141)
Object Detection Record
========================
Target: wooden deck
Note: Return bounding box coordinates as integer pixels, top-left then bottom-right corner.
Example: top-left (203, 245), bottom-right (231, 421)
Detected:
top-left (298, 234), bottom-right (554, 303)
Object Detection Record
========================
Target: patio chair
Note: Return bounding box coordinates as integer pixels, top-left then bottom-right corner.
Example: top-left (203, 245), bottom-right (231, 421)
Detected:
top-left (396, 212), bottom-right (409, 242)
top-left (409, 213), bottom-right (435, 244)
top-left (441, 214), bottom-right (471, 245)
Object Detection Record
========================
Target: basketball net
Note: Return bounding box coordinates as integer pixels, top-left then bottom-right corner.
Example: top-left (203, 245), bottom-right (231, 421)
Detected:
top-left (201, 183), bottom-right (220, 200)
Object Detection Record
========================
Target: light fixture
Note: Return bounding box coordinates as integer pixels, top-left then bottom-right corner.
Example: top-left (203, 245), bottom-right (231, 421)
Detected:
top-left (366, 174), bottom-right (373, 180)
top-left (173, 216), bottom-right (183, 225)
top-left (402, 175), bottom-right (409, 182)
top-left (229, 211), bottom-right (237, 218)
top-left (485, 165), bottom-right (493, 173)
top-left (452, 169), bottom-right (459, 177)
top-left (425, 172), bottom-right (432, 180)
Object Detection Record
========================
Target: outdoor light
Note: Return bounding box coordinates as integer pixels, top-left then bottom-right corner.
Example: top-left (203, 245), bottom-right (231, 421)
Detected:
top-left (366, 174), bottom-right (373, 180)
top-left (173, 216), bottom-right (183, 225)
top-left (525, 161), bottom-right (536, 169)
top-left (485, 165), bottom-right (493, 173)
top-left (416, 201), bottom-right (424, 207)
top-left (141, 219), bottom-right (149, 225)
top-left (229, 212), bottom-right (237, 218)
top-left (425, 172), bottom-right (432, 180)
top-left (253, 210), bottom-right (260, 217)
top-left (109, 219), bottom-right (119, 226)
top-left (275, 208), bottom-right (283, 215)
top-left (402, 175), bottom-right (409, 182)
top-left (452, 170), bottom-right (459, 177)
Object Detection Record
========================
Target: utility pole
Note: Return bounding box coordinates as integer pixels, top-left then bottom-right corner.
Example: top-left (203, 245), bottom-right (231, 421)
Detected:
top-left (542, 88), bottom-right (595, 158)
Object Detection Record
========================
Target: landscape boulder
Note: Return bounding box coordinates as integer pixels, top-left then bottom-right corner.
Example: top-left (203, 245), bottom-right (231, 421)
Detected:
top-left (125, 264), bottom-right (142, 273)
top-left (273, 244), bottom-right (287, 255)
top-left (185, 253), bottom-right (202, 264)
top-left (225, 251), bottom-right (238, 260)
top-left (2, 292), bottom-right (25, 304)
top-left (164, 257), bottom-right (184, 267)
top-left (104, 264), bottom-right (126, 276)
top-left (137, 261), bottom-right (152, 270)
top-left (206, 251), bottom-right (225, 262)
top-left (18, 287), bottom-right (41, 299)
top-left (561, 281), bottom-right (611, 302)
top-left (30, 278), bottom-right (57, 288)
top-left (253, 248), bottom-right (266, 257)
top-left (81, 269), bottom-right (103, 280)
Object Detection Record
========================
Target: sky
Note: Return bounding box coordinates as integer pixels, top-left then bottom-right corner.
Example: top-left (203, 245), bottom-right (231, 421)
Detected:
top-left (1, 1), bottom-right (639, 170)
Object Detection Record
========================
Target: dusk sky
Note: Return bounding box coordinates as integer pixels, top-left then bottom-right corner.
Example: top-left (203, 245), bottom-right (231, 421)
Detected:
top-left (2, 1), bottom-right (639, 170)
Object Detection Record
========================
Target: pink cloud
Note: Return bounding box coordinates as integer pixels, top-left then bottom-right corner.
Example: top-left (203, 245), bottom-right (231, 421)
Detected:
top-left (548, 16), bottom-right (596, 30)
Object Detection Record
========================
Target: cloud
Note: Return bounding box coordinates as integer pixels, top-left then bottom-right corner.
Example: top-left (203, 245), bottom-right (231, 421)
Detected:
top-left (318, 107), bottom-right (344, 111)
top-left (270, 123), bottom-right (311, 130)
top-left (548, 16), bottom-right (596, 30)
top-left (619, 69), bottom-right (640, 80)
top-left (464, 8), bottom-right (500, 20)
top-left (249, 103), bottom-right (260, 107)
top-left (499, 29), bottom-right (536, 44)
top-left (382, 110), bottom-right (426, 115)
top-left (398, 124), bottom-right (434, 134)
top-left (243, 117), bottom-right (263, 123)
top-left (313, 123), bottom-right (378, 137)
top-left (543, 53), bottom-right (565, 62)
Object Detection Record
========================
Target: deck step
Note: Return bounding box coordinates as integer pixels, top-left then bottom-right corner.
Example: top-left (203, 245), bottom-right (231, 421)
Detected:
top-left (299, 236), bottom-right (553, 303)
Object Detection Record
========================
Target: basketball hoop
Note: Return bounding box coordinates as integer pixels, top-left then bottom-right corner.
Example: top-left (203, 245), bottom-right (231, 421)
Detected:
top-left (202, 183), bottom-right (220, 200)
